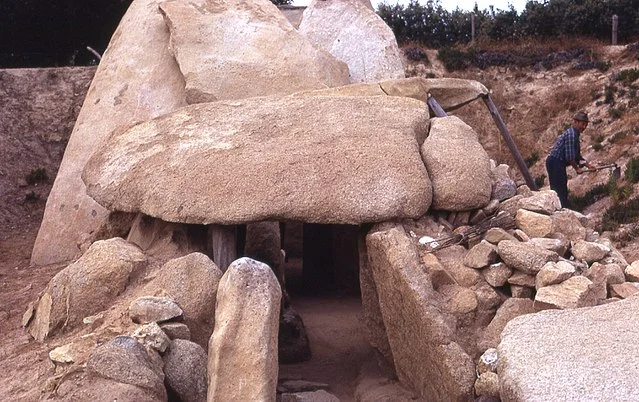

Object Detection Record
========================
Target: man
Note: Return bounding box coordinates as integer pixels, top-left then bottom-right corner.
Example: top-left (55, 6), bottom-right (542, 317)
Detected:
top-left (545, 111), bottom-right (595, 208)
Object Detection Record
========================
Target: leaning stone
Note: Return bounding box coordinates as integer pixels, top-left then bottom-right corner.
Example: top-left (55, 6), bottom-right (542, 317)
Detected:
top-left (477, 348), bottom-right (499, 374)
top-left (534, 276), bottom-right (598, 310)
top-left (625, 260), bottom-right (639, 281)
top-left (609, 282), bottom-right (639, 299)
top-left (30, 0), bottom-right (188, 267)
top-left (517, 190), bottom-right (561, 214)
top-left (422, 116), bottom-right (492, 211)
top-left (142, 252), bottom-right (222, 348)
top-left (159, 323), bottom-right (191, 341)
top-left (507, 272), bottom-right (536, 288)
top-left (132, 322), bottom-right (171, 354)
top-left (208, 258), bottom-right (282, 401)
top-left (28, 238), bottom-right (146, 341)
top-left (571, 240), bottom-right (610, 263)
top-left (160, 0), bottom-right (349, 104)
top-left (483, 228), bottom-right (517, 245)
top-left (515, 209), bottom-right (553, 238)
top-left (366, 226), bottom-right (474, 400)
top-left (535, 261), bottom-right (575, 289)
top-left (478, 298), bottom-right (535, 351)
top-left (498, 297), bottom-right (639, 401)
top-left (298, 0), bottom-right (403, 83)
top-left (497, 240), bottom-right (558, 275)
top-left (129, 296), bottom-right (183, 324)
top-left (475, 372), bottom-right (500, 398)
top-left (482, 262), bottom-right (512, 287)
top-left (464, 240), bottom-right (498, 269)
top-left (163, 339), bottom-right (207, 402)
top-left (281, 390), bottom-right (340, 402)
top-left (86, 335), bottom-right (166, 399)
top-left (22, 301), bottom-right (35, 328)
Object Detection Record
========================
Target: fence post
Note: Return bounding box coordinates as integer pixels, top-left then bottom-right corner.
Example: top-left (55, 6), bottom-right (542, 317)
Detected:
top-left (471, 14), bottom-right (475, 43)
top-left (612, 15), bottom-right (618, 45)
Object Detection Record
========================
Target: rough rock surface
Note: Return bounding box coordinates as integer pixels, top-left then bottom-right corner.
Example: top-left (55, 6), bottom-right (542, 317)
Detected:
top-left (28, 238), bottom-right (146, 341)
top-left (366, 224), bottom-right (475, 400)
top-left (499, 297), bottom-right (639, 401)
top-left (31, 0), bottom-right (187, 266)
top-left (83, 95), bottom-right (432, 225)
top-left (208, 258), bottom-right (282, 401)
top-left (421, 116), bottom-right (492, 211)
top-left (497, 240), bottom-right (558, 275)
top-left (298, 0), bottom-right (403, 83)
top-left (163, 339), bottom-right (208, 402)
top-left (159, 0), bottom-right (349, 104)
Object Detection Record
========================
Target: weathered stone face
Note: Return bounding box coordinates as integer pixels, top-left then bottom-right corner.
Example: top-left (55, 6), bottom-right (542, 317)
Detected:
top-left (83, 95), bottom-right (432, 225)
top-left (160, 0), bottom-right (350, 104)
top-left (31, 0), bottom-right (188, 266)
top-left (298, 0), bottom-right (404, 83)
top-left (421, 116), bottom-right (492, 211)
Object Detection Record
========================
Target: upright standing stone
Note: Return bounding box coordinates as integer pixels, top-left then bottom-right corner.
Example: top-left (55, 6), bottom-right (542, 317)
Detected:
top-left (298, 0), bottom-right (404, 83)
top-left (31, 0), bottom-right (187, 266)
top-left (208, 258), bottom-right (282, 401)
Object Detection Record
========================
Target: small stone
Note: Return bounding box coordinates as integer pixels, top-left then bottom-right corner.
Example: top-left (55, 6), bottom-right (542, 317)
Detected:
top-left (279, 380), bottom-right (330, 393)
top-left (609, 282), bottom-right (639, 299)
top-left (477, 348), bottom-right (499, 374)
top-left (510, 285), bottom-right (533, 299)
top-left (281, 390), bottom-right (340, 402)
top-left (483, 262), bottom-right (512, 287)
top-left (534, 276), bottom-right (598, 310)
top-left (132, 322), bottom-right (171, 354)
top-left (508, 272), bottom-right (536, 288)
top-left (474, 372), bottom-right (500, 397)
top-left (159, 322), bottom-right (191, 341)
top-left (129, 296), bottom-right (183, 324)
top-left (22, 302), bottom-right (35, 327)
top-left (535, 261), bottom-right (575, 289)
top-left (625, 260), bottom-right (639, 281)
top-left (464, 240), bottom-right (498, 269)
top-left (571, 240), bottom-right (610, 264)
top-left (483, 227), bottom-right (517, 244)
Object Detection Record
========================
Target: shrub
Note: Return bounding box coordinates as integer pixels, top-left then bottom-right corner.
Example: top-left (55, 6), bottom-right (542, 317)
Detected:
top-left (601, 195), bottom-right (639, 232)
top-left (609, 106), bottom-right (624, 119)
top-left (616, 68), bottom-right (639, 85)
top-left (626, 157), bottom-right (639, 183)
top-left (437, 47), bottom-right (473, 71)
top-left (568, 182), bottom-right (609, 212)
top-left (404, 47), bottom-right (429, 62)
top-left (25, 168), bottom-right (48, 185)
top-left (604, 84), bottom-right (617, 104)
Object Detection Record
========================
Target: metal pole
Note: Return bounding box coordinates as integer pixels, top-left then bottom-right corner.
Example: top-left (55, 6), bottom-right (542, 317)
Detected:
top-left (426, 93), bottom-right (447, 117)
top-left (482, 95), bottom-right (538, 190)
top-left (612, 15), bottom-right (618, 45)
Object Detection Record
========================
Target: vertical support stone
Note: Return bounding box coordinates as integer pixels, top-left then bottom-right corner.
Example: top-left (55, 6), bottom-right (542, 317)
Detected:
top-left (208, 258), bottom-right (281, 402)
top-left (208, 224), bottom-right (237, 272)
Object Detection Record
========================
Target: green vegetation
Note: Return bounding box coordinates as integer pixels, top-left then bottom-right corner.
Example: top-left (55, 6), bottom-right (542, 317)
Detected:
top-left (616, 68), bottom-right (639, 85)
top-left (601, 196), bottom-right (639, 231)
top-left (25, 168), bottom-right (48, 185)
top-left (625, 157), bottom-right (639, 183)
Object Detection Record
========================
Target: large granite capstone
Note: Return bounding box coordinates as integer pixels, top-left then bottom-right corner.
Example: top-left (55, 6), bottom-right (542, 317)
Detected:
top-left (83, 95), bottom-right (432, 224)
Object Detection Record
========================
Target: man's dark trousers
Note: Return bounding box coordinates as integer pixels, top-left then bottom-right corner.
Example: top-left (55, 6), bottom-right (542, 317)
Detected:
top-left (546, 155), bottom-right (569, 208)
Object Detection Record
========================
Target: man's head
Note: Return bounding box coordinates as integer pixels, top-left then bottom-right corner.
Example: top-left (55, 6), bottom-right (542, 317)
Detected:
top-left (573, 111), bottom-right (589, 131)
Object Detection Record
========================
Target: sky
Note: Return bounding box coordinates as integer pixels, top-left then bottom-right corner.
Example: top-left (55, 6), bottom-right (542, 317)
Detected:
top-left (292, 0), bottom-right (528, 13)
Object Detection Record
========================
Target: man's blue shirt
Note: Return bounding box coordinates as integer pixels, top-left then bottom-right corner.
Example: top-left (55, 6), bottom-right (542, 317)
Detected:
top-left (549, 126), bottom-right (581, 164)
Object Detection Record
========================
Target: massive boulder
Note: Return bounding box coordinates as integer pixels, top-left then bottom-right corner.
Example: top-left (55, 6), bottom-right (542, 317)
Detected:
top-left (499, 297), bottom-right (639, 401)
top-left (159, 0), bottom-right (350, 104)
top-left (31, 0), bottom-right (187, 266)
top-left (298, 0), bottom-right (403, 83)
top-left (83, 95), bottom-right (432, 225)
top-left (27, 238), bottom-right (146, 341)
top-left (421, 116), bottom-right (492, 211)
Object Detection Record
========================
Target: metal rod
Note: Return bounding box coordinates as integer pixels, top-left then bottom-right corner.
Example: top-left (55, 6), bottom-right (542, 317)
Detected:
top-left (426, 93), bottom-right (447, 117)
top-left (482, 95), bottom-right (538, 190)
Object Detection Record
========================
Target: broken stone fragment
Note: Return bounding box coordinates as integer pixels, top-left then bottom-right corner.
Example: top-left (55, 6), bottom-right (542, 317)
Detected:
top-left (571, 240), bottom-right (611, 263)
top-left (132, 322), bottom-right (171, 354)
top-left (585, 262), bottom-right (625, 300)
top-left (86, 335), bottom-right (166, 400)
top-left (490, 164), bottom-right (517, 202)
top-left (515, 209), bottom-right (553, 238)
top-left (478, 298), bottom-right (535, 351)
top-left (609, 282), bottom-right (639, 299)
top-left (281, 390), bottom-right (340, 402)
top-left (517, 190), bottom-right (561, 214)
top-left (535, 261), bottom-right (575, 289)
top-left (625, 260), bottom-right (639, 281)
top-left (497, 240), bottom-right (558, 275)
top-left (507, 272), bottom-right (536, 288)
top-left (510, 285), bottom-right (533, 299)
top-left (464, 240), bottom-right (499, 269)
top-left (162, 339), bottom-right (207, 402)
top-left (483, 227), bottom-right (517, 245)
top-left (550, 210), bottom-right (588, 242)
top-left (529, 237), bottom-right (568, 256)
top-left (477, 348), bottom-right (499, 374)
top-left (129, 296), bottom-right (183, 324)
top-left (474, 372), bottom-right (500, 398)
top-left (159, 322), bottom-right (191, 341)
top-left (49, 335), bottom-right (97, 364)
top-left (482, 262), bottom-right (512, 287)
top-left (534, 276), bottom-right (598, 310)
top-left (279, 379), bottom-right (330, 393)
